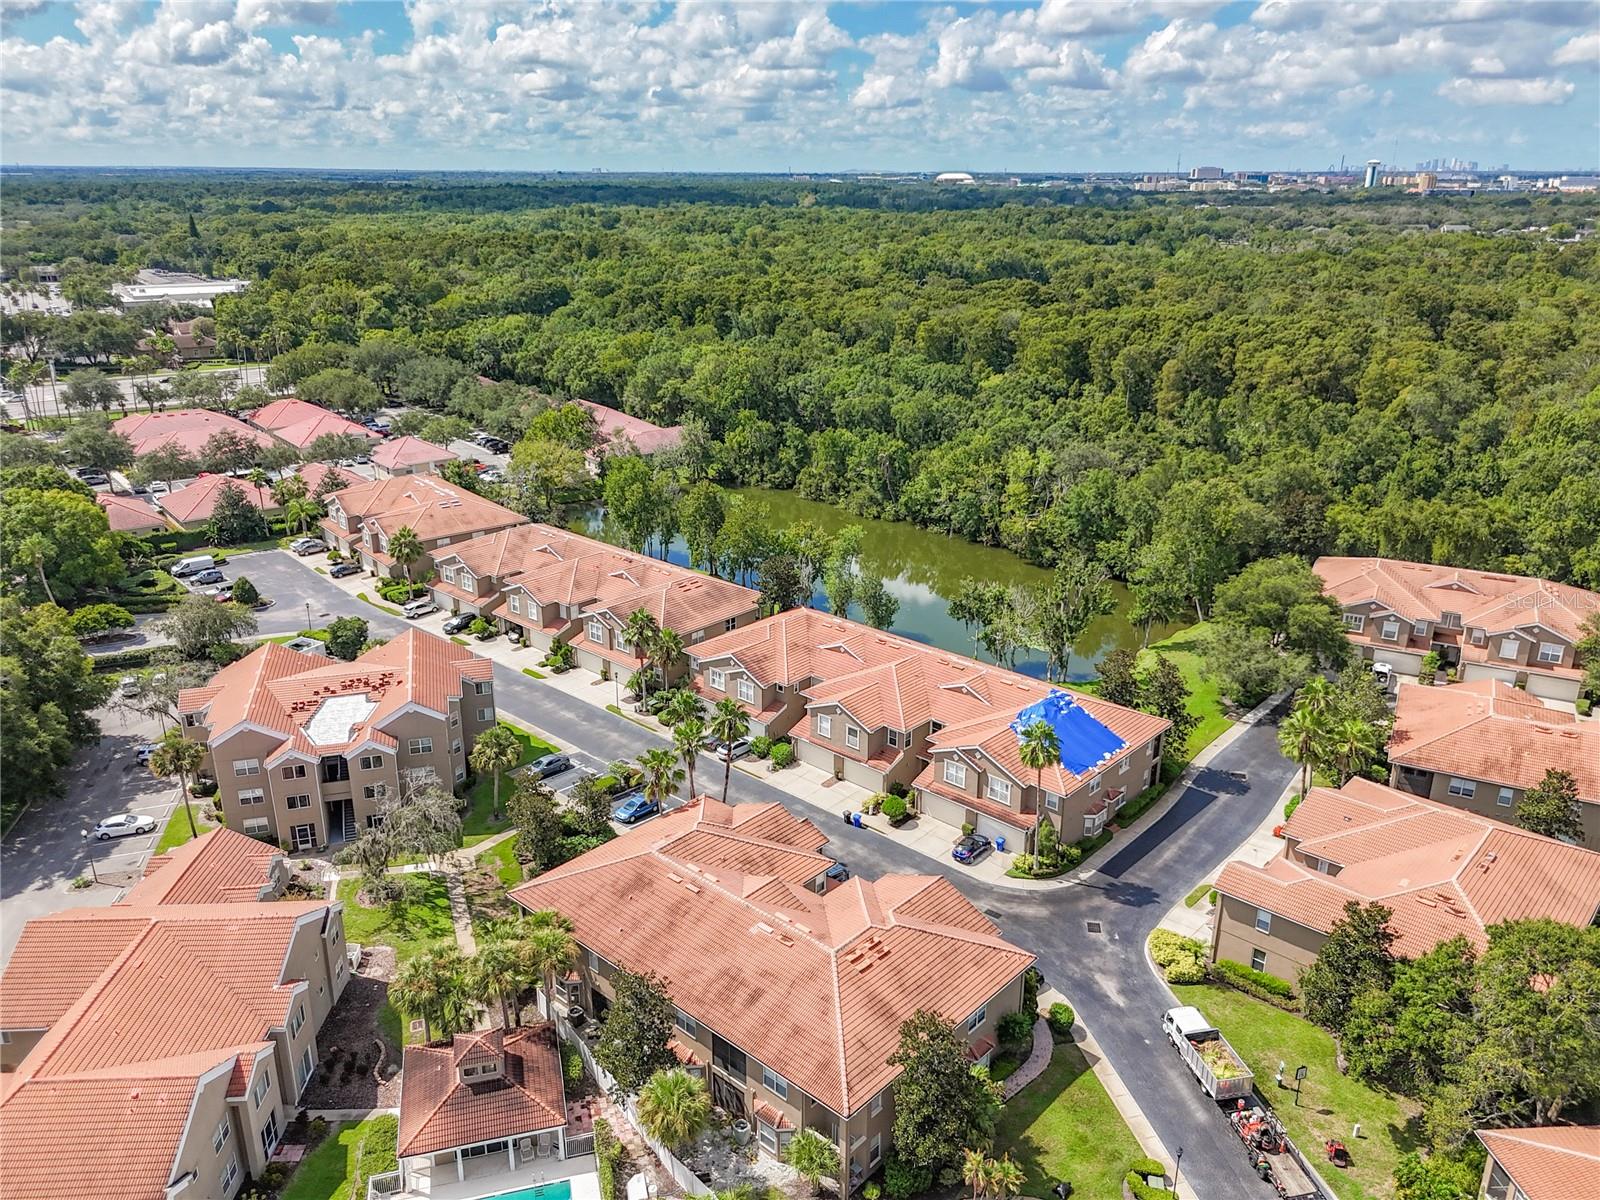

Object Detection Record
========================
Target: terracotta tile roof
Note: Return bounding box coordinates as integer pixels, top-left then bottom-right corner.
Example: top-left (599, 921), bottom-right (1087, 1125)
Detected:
top-left (250, 397), bottom-right (379, 450)
top-left (1475, 1126), bottom-right (1600, 1200)
top-left (398, 1025), bottom-right (567, 1157)
top-left (324, 474), bottom-right (526, 545)
top-left (113, 408), bottom-right (279, 459)
top-left (511, 798), bottom-right (1033, 1116)
top-left (0, 914), bottom-right (149, 1031)
top-left (119, 827), bottom-right (284, 906)
top-left (297, 461), bottom-right (362, 495)
top-left (573, 399), bottom-right (685, 456)
top-left (372, 435), bottom-right (455, 472)
top-left (178, 630), bottom-right (492, 761)
top-left (96, 491), bottom-right (168, 533)
top-left (156, 473), bottom-right (279, 525)
top-left (752, 1099), bottom-right (793, 1130)
top-left (1215, 779), bottom-right (1600, 957)
top-left (1388, 680), bottom-right (1600, 801)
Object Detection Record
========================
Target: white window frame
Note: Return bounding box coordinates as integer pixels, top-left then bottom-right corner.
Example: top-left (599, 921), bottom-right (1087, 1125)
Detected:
top-left (233, 759), bottom-right (260, 777)
top-left (1497, 786), bottom-right (1514, 808)
top-left (986, 776), bottom-right (1011, 805)
top-left (1255, 908), bottom-right (1272, 933)
top-left (708, 668), bottom-right (726, 691)
top-left (1342, 613), bottom-right (1365, 631)
top-left (870, 1092), bottom-right (883, 1118)
top-left (238, 788), bottom-right (265, 805)
top-left (966, 1006), bottom-right (987, 1034)
top-left (1084, 811), bottom-right (1105, 837)
top-left (816, 713), bottom-right (832, 739)
top-left (407, 737), bottom-right (433, 756)
top-left (221, 1155), bottom-right (239, 1195)
top-left (260, 1110), bottom-right (280, 1157)
top-left (870, 1133), bottom-right (882, 1166)
top-left (281, 764), bottom-right (306, 780)
top-left (886, 728), bottom-right (901, 749)
top-left (288, 1004), bottom-right (305, 1038)
top-left (724, 617), bottom-right (737, 631)
top-left (1250, 948), bottom-right (1268, 973)
top-left (474, 680), bottom-right (491, 696)
top-left (1441, 611), bottom-right (1461, 629)
top-left (943, 760), bottom-right (966, 788)
top-left (213, 1117), bottom-right (231, 1154)
top-left (761, 1066), bottom-right (789, 1100)
top-left (1044, 792), bottom-right (1059, 812)
top-left (845, 725), bottom-right (860, 750)
top-left (509, 593), bottom-right (522, 614)
top-left (1412, 620), bottom-right (1428, 637)
top-left (1471, 628), bottom-right (1486, 645)
top-left (1089, 773), bottom-right (1102, 793)
top-left (363, 785), bottom-right (380, 800)
top-left (243, 817), bottom-right (270, 835)
top-left (251, 1071), bottom-right (270, 1108)
top-left (478, 706), bottom-right (493, 722)
top-left (1379, 619), bottom-right (1400, 642)
top-left (1537, 642), bottom-right (1564, 664)
top-left (1499, 636), bottom-right (1519, 658)
top-left (451, 740), bottom-right (463, 755)
top-left (1447, 777), bottom-right (1476, 798)
top-left (737, 677), bottom-right (756, 704)
top-left (587, 618), bottom-right (606, 645)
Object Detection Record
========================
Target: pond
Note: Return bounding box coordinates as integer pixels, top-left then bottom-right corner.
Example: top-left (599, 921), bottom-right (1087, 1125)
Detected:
top-left (566, 487), bottom-right (1184, 682)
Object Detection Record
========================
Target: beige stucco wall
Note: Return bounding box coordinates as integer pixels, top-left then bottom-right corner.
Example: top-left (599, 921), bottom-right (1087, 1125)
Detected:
top-left (1404, 767), bottom-right (1600, 845)
top-left (1210, 893), bottom-right (1325, 981)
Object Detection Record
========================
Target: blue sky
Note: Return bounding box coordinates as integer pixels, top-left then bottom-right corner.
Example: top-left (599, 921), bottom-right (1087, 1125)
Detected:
top-left (3, 1), bottom-right (1596, 172)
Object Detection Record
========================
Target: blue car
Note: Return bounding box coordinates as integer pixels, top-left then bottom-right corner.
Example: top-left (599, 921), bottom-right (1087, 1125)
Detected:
top-left (612, 791), bottom-right (659, 824)
top-left (952, 834), bottom-right (993, 865)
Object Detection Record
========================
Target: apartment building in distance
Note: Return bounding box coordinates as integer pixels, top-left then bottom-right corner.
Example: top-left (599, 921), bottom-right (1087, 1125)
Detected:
top-left (177, 630), bottom-right (497, 849)
top-left (688, 608), bottom-right (1170, 851)
top-left (1211, 777), bottom-right (1600, 982)
top-left (1387, 679), bottom-right (1600, 844)
top-left (1313, 556), bottom-right (1599, 704)
top-left (511, 797), bottom-right (1035, 1195)
top-left (249, 397), bottom-right (380, 452)
top-left (321, 474), bottom-right (528, 579)
top-left (0, 828), bottom-right (348, 1200)
top-left (430, 524), bottom-right (760, 681)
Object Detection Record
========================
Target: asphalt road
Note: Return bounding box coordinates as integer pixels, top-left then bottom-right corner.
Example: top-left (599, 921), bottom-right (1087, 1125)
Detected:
top-left (234, 550), bottom-right (1298, 1199)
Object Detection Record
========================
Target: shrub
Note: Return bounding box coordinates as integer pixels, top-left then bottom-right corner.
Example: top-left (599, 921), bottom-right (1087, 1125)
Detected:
top-left (863, 1184), bottom-right (881, 1200)
top-left (1126, 1158), bottom-right (1174, 1200)
top-left (1129, 1158), bottom-right (1166, 1179)
top-left (306, 1116), bottom-right (329, 1144)
top-left (1164, 955), bottom-right (1207, 985)
top-left (768, 742), bottom-right (794, 770)
top-left (887, 780), bottom-right (910, 798)
top-left (961, 822), bottom-right (975, 837)
top-left (749, 734), bottom-right (773, 759)
top-left (1284, 793), bottom-right (1303, 820)
top-left (594, 1118), bottom-right (625, 1200)
top-left (1578, 698), bottom-right (1593, 717)
top-left (88, 646), bottom-right (160, 672)
top-left (1212, 958), bottom-right (1298, 1009)
top-left (883, 1153), bottom-right (932, 1200)
top-left (1057, 843), bottom-right (1083, 869)
top-left (998, 1010), bottom-right (1033, 1048)
top-left (191, 777), bottom-right (218, 798)
top-left (560, 1040), bottom-right (585, 1086)
top-left (880, 794), bottom-right (909, 824)
top-left (1419, 650), bottom-right (1441, 684)
top-left (468, 616), bottom-right (494, 640)
top-left (1149, 929), bottom-right (1209, 984)
top-left (1046, 1002), bottom-right (1075, 1038)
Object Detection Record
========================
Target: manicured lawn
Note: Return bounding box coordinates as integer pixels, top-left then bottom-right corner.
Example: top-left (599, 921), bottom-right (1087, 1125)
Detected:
top-left (462, 723), bottom-right (559, 845)
top-left (1140, 623), bottom-right (1232, 757)
top-left (154, 804), bottom-right (216, 853)
top-left (335, 874), bottom-right (455, 966)
top-left (993, 1043), bottom-right (1143, 1199)
top-left (1184, 881), bottom-right (1214, 908)
top-left (281, 1114), bottom-right (399, 1200)
top-left (356, 592), bottom-right (403, 616)
top-left (522, 666), bottom-right (546, 679)
top-left (1170, 982), bottom-right (1421, 1200)
top-left (479, 836), bottom-right (524, 888)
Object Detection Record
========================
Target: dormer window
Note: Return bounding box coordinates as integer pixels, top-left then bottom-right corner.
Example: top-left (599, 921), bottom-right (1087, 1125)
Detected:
top-left (1440, 612), bottom-right (1461, 629)
top-left (460, 1060), bottom-right (503, 1083)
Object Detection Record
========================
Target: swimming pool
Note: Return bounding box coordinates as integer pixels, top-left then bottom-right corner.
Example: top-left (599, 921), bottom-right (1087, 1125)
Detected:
top-left (483, 1180), bottom-right (574, 1200)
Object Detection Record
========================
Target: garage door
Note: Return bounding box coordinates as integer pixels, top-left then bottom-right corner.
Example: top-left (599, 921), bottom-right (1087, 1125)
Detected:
top-left (972, 811), bottom-right (1027, 850)
top-left (841, 758), bottom-right (883, 792)
top-left (1524, 673), bottom-right (1578, 703)
top-left (793, 738), bottom-right (833, 774)
top-left (920, 791), bottom-right (968, 830)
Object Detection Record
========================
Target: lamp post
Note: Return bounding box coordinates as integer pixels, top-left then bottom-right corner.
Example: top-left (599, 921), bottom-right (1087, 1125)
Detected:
top-left (80, 830), bottom-right (99, 884)
top-left (1173, 1146), bottom-right (1183, 1200)
top-left (304, 600), bottom-right (312, 634)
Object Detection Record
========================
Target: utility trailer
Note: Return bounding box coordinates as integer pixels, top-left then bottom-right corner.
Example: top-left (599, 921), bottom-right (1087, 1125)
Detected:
top-left (1162, 1005), bottom-right (1256, 1101)
top-left (1231, 1104), bottom-right (1322, 1200)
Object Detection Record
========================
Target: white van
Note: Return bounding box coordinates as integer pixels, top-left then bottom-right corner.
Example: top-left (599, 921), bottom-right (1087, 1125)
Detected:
top-left (171, 554), bottom-right (216, 578)
top-left (402, 597), bottom-right (439, 620)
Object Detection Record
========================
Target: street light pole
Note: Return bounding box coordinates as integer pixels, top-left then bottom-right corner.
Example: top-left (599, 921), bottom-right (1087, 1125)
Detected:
top-left (80, 830), bottom-right (99, 884)
top-left (1173, 1147), bottom-right (1183, 1200)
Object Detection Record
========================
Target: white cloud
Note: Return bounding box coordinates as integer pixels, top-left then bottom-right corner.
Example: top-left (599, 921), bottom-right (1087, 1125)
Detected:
top-left (1438, 76), bottom-right (1576, 104)
top-left (1551, 31), bottom-right (1599, 67)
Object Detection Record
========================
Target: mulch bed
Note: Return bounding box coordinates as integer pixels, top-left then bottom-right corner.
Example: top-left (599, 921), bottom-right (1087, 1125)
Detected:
top-left (298, 945), bottom-right (403, 1110)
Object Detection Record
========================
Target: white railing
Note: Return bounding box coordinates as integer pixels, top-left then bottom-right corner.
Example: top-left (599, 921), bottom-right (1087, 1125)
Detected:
top-left (366, 1169), bottom-right (403, 1199)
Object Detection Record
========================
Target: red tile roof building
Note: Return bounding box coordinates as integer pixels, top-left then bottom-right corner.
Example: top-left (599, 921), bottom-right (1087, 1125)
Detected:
top-left (97, 490), bottom-right (169, 533)
top-left (573, 398), bottom-right (684, 459)
top-left (156, 472), bottom-right (280, 529)
top-left (113, 407), bottom-right (280, 460)
top-left (371, 435), bottom-right (456, 477)
top-left (511, 798), bottom-right (1033, 1187)
top-left (249, 397), bottom-right (379, 451)
top-left (321, 474), bottom-right (528, 579)
top-left (1314, 556), bottom-right (1599, 703)
top-left (1387, 679), bottom-right (1600, 844)
top-left (1476, 1125), bottom-right (1600, 1200)
top-left (296, 461), bottom-right (363, 497)
top-left (1211, 778), bottom-right (1600, 978)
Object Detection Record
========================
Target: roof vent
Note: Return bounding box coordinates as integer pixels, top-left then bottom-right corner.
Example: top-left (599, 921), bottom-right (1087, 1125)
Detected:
top-left (683, 883), bottom-right (700, 895)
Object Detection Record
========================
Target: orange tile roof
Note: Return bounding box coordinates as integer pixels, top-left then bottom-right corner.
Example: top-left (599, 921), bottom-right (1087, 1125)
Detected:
top-left (156, 472), bottom-right (279, 524)
top-left (297, 461), bottom-right (363, 495)
top-left (1475, 1126), bottom-right (1600, 1200)
top-left (398, 1025), bottom-right (567, 1157)
top-left (96, 491), bottom-right (168, 533)
top-left (324, 474), bottom-right (526, 544)
top-left (113, 407), bottom-right (280, 459)
top-left (372, 435), bottom-right (455, 471)
top-left (0, 914), bottom-right (150, 1032)
top-left (573, 399), bottom-right (685, 456)
top-left (511, 798), bottom-right (1033, 1116)
top-left (1388, 680), bottom-right (1600, 801)
top-left (250, 397), bottom-right (379, 450)
top-left (119, 827), bottom-right (284, 906)
top-left (1215, 779), bottom-right (1600, 957)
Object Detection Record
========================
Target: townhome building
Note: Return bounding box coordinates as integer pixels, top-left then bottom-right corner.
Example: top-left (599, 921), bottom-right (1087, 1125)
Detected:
top-left (688, 609), bottom-right (1170, 851)
top-left (1387, 679), bottom-right (1600, 844)
top-left (370, 435), bottom-right (456, 477)
top-left (1476, 1126), bottom-right (1600, 1200)
top-left (177, 630), bottom-right (497, 849)
top-left (0, 828), bottom-right (349, 1200)
top-left (320, 474), bottom-right (528, 578)
top-left (429, 524), bottom-right (760, 680)
top-left (1212, 777), bottom-right (1600, 982)
top-left (1313, 556), bottom-right (1598, 703)
top-left (249, 397), bottom-right (380, 453)
top-left (510, 797), bottom-right (1035, 1196)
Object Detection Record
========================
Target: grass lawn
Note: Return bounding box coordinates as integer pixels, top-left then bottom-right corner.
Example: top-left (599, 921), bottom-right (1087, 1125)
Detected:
top-left (1184, 881), bottom-right (1215, 908)
top-left (154, 804), bottom-right (216, 853)
top-left (994, 1043), bottom-right (1143, 1199)
top-left (335, 874), bottom-right (456, 966)
top-left (1170, 982), bottom-right (1421, 1200)
top-left (1139, 623), bottom-right (1233, 758)
top-left (522, 666), bottom-right (547, 679)
top-left (357, 592), bottom-right (403, 616)
top-left (281, 1114), bottom-right (399, 1200)
top-left (479, 836), bottom-right (524, 888)
top-left (462, 723), bottom-right (559, 845)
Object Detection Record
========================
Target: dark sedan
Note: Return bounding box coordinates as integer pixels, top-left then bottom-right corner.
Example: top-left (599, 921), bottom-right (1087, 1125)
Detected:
top-left (612, 791), bottom-right (660, 824)
top-left (951, 834), bottom-right (993, 865)
top-left (441, 612), bottom-right (475, 635)
top-left (330, 562), bottom-right (361, 578)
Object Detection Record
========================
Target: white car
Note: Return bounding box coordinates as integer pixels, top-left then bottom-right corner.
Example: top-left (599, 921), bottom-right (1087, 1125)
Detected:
top-left (134, 743), bottom-right (159, 766)
top-left (92, 813), bottom-right (158, 840)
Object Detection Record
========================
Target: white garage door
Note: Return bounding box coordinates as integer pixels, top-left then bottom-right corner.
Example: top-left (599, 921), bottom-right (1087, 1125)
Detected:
top-left (841, 758), bottom-right (882, 792)
top-left (971, 812), bottom-right (1025, 850)
top-left (921, 792), bottom-right (967, 830)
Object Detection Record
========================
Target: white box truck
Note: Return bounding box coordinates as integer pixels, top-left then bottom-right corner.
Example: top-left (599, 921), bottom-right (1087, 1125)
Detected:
top-left (1162, 1005), bottom-right (1256, 1101)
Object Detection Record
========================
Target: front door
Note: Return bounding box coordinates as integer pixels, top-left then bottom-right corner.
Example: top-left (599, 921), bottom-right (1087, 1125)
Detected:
top-left (290, 822), bottom-right (317, 851)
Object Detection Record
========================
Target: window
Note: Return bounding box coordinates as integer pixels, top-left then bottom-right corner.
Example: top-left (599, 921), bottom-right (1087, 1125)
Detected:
top-left (1499, 637), bottom-right (1519, 658)
top-left (870, 1093), bottom-right (883, 1118)
top-left (737, 678), bottom-right (756, 704)
top-left (451, 740), bottom-right (463, 755)
top-left (1044, 792), bottom-right (1059, 812)
top-left (454, 766), bottom-right (466, 783)
top-left (775, 683), bottom-right (785, 695)
top-left (286, 794), bottom-right (310, 810)
top-left (943, 760), bottom-right (966, 788)
top-left (461, 572), bottom-right (475, 591)
top-left (233, 759), bottom-right (260, 777)
top-left (762, 1066), bottom-right (789, 1100)
top-left (1084, 811), bottom-right (1105, 837)
top-left (966, 1006), bottom-right (987, 1033)
top-left (251, 1070), bottom-right (271, 1108)
top-left (886, 729), bottom-right (900, 749)
top-left (290, 823), bottom-right (315, 850)
top-left (1412, 620), bottom-right (1428, 637)
top-left (1342, 613), bottom-right (1365, 631)
top-left (587, 619), bottom-right (605, 644)
top-left (365, 814), bottom-right (385, 829)
top-left (845, 726), bottom-right (860, 750)
top-left (1538, 642), bottom-right (1565, 664)
top-left (238, 788), bottom-right (265, 805)
top-left (1472, 628), bottom-right (1486, 645)
top-left (440, 568), bottom-right (455, 585)
top-left (407, 738), bottom-right (433, 756)
top-left (1380, 619), bottom-right (1400, 641)
top-left (869, 1134), bottom-right (882, 1166)
top-left (281, 764), bottom-right (306, 780)
top-left (1441, 611), bottom-right (1462, 629)
top-left (588, 949), bottom-right (601, 972)
top-left (1250, 948), bottom-right (1268, 973)
top-left (1497, 786), bottom-right (1515, 808)
top-left (243, 817), bottom-right (269, 835)
top-left (221, 1156), bottom-right (239, 1195)
top-left (295, 1046), bottom-right (314, 1095)
top-left (1447, 777), bottom-right (1476, 798)
top-left (816, 714), bottom-right (832, 739)
top-left (1255, 908), bottom-right (1272, 933)
top-left (1089, 773), bottom-right (1102, 793)
top-left (510, 594), bottom-right (522, 614)
top-left (929, 720), bottom-right (944, 733)
top-left (724, 617), bottom-right (738, 631)
top-left (675, 1008), bottom-right (700, 1040)
top-left (288, 1004), bottom-right (305, 1038)
top-left (708, 668), bottom-right (726, 691)
top-left (212, 1117), bottom-right (231, 1154)
top-left (450, 713), bottom-right (460, 727)
top-left (363, 785), bottom-right (380, 800)
top-left (359, 754), bottom-right (383, 770)
top-left (474, 681), bottom-right (491, 696)
top-left (478, 706), bottom-right (493, 722)
top-left (986, 776), bottom-right (1011, 805)
top-left (260, 1111), bottom-right (280, 1157)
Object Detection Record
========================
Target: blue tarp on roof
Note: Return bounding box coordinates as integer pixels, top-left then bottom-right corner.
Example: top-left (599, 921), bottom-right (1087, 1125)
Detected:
top-left (1009, 689), bottom-right (1126, 775)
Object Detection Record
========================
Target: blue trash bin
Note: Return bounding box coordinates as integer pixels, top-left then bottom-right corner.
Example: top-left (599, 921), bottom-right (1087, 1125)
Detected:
top-left (852, 812), bottom-right (864, 828)
top-left (995, 836), bottom-right (1006, 852)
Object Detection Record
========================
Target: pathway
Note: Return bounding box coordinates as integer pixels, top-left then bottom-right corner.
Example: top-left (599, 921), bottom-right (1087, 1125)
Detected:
top-left (999, 1016), bottom-right (1054, 1101)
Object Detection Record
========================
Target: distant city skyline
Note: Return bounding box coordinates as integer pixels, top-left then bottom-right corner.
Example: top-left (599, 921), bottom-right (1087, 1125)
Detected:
top-left (2, 2), bottom-right (1595, 173)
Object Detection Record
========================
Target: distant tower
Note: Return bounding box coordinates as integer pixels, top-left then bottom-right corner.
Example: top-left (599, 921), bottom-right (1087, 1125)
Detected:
top-left (1363, 159), bottom-right (1381, 189)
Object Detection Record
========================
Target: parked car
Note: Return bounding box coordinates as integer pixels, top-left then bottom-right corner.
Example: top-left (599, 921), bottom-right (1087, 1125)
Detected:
top-left (441, 612), bottom-right (475, 635)
top-left (330, 562), bottom-right (361, 579)
top-left (529, 752), bottom-right (572, 779)
top-left (612, 791), bottom-right (660, 824)
top-left (706, 736), bottom-right (752, 762)
top-left (483, 437), bottom-right (510, 454)
top-left (206, 586), bottom-right (235, 602)
top-left (825, 861), bottom-right (851, 885)
top-left (149, 480), bottom-right (170, 495)
top-left (480, 467), bottom-right (505, 483)
top-left (91, 812), bottom-right (158, 840)
top-left (290, 537), bottom-right (326, 555)
top-left (951, 834), bottom-right (993, 865)
top-left (134, 743), bottom-right (158, 766)
top-left (190, 568), bottom-right (225, 586)
top-left (170, 555), bottom-right (216, 578)
top-left (402, 597), bottom-right (439, 619)
top-left (118, 674), bottom-right (140, 698)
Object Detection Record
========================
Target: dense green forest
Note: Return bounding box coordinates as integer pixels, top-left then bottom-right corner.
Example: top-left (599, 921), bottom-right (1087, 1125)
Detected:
top-left (6, 174), bottom-right (1598, 603)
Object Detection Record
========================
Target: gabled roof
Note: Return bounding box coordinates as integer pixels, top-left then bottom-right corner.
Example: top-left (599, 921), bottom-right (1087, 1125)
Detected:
top-left (573, 399), bottom-right (684, 456)
top-left (1388, 680), bottom-right (1600, 800)
top-left (324, 474), bottom-right (526, 543)
top-left (96, 491), bottom-right (168, 533)
top-left (511, 798), bottom-right (1034, 1116)
top-left (250, 397), bottom-right (379, 450)
top-left (1216, 778), bottom-right (1600, 957)
top-left (371, 435), bottom-right (455, 471)
top-left (120, 826), bottom-right (284, 906)
top-left (297, 461), bottom-right (363, 495)
top-left (398, 1025), bottom-right (567, 1157)
top-left (156, 473), bottom-right (278, 525)
top-left (112, 407), bottom-right (279, 459)
top-left (1475, 1126), bottom-right (1600, 1200)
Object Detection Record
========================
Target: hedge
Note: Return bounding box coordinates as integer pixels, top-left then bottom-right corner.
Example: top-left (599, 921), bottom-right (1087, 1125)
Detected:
top-left (1126, 1158), bottom-right (1175, 1200)
top-left (1212, 958), bottom-right (1300, 1010)
top-left (90, 647), bottom-right (162, 672)
top-left (1046, 1002), bottom-right (1075, 1038)
top-left (594, 1118), bottom-right (624, 1200)
top-left (1149, 929), bottom-right (1208, 984)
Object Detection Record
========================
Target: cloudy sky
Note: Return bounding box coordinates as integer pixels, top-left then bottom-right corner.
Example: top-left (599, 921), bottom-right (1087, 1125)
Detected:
top-left (2, 1), bottom-right (1596, 172)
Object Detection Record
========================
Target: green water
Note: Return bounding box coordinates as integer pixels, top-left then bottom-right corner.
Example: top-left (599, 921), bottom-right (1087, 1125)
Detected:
top-left (568, 487), bottom-right (1184, 681)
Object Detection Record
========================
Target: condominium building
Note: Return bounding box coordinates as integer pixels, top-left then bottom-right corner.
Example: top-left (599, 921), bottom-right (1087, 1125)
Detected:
top-left (320, 474), bottom-right (528, 579)
top-left (1477, 1126), bottom-right (1600, 1200)
top-left (177, 630), bottom-right (497, 849)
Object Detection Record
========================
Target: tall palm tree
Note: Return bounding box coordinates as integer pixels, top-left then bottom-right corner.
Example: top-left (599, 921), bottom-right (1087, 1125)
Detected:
top-left (388, 525), bottom-right (424, 584)
top-left (649, 627), bottom-right (686, 692)
top-left (623, 608), bottom-right (661, 705)
top-left (520, 912), bottom-right (577, 1020)
top-left (246, 467), bottom-right (270, 512)
top-left (470, 723), bottom-right (523, 820)
top-left (706, 698), bottom-right (750, 804)
top-left (658, 689), bottom-right (701, 728)
top-left (285, 495), bottom-right (320, 535)
top-left (636, 1068), bottom-right (711, 1152)
top-left (1017, 719), bottom-right (1060, 811)
top-left (390, 946), bottom-right (457, 1044)
top-left (1296, 675), bottom-right (1335, 717)
top-left (148, 727), bottom-right (205, 839)
top-left (1330, 716), bottom-right (1378, 785)
top-left (638, 747), bottom-right (685, 814)
top-left (470, 938), bottom-right (534, 1030)
top-left (673, 717), bottom-right (705, 801)
top-left (17, 534), bottom-right (55, 606)
top-left (1277, 705), bottom-right (1330, 799)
